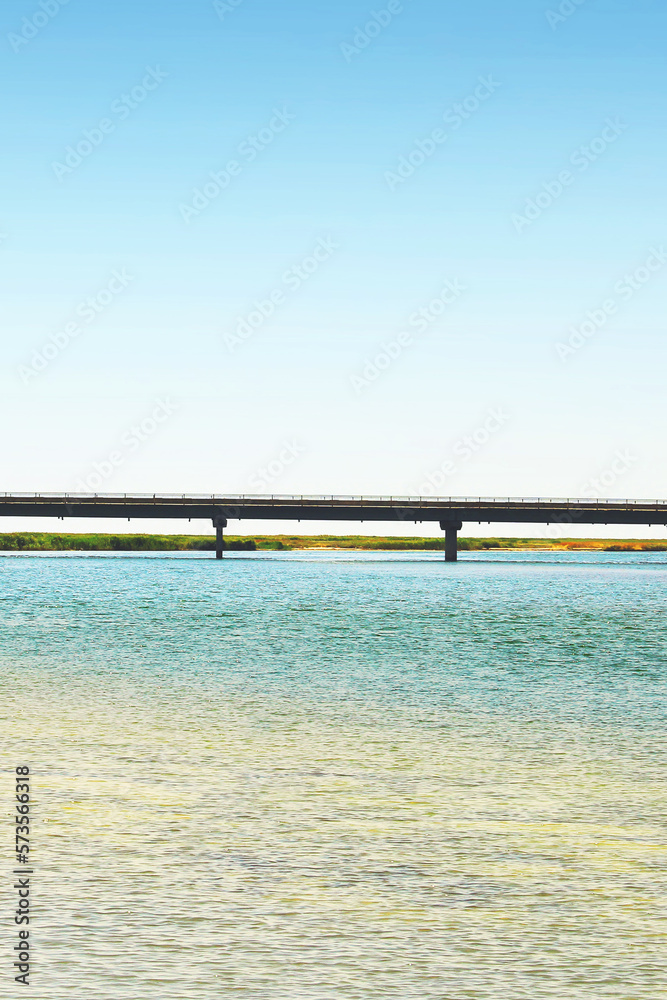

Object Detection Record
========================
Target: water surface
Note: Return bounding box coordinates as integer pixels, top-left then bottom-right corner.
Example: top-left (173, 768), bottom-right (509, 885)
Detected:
top-left (2, 552), bottom-right (666, 998)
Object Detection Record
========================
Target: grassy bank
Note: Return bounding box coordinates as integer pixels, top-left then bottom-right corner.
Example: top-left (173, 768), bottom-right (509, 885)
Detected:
top-left (1, 533), bottom-right (666, 552)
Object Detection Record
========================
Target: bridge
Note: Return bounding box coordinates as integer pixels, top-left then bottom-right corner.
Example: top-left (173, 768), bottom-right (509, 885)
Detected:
top-left (2, 492), bottom-right (667, 560)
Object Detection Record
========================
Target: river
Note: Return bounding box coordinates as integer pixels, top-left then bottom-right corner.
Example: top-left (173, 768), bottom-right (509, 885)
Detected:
top-left (2, 550), bottom-right (666, 998)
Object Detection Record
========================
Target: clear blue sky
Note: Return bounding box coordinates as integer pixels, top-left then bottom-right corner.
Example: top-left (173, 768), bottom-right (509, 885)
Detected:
top-left (1, 0), bottom-right (666, 536)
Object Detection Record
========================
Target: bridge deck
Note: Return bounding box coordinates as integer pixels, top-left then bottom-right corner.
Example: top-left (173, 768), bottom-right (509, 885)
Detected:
top-left (1, 494), bottom-right (666, 526)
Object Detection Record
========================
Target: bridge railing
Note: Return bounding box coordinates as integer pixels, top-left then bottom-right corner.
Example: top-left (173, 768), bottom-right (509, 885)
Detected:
top-left (2, 492), bottom-right (667, 506)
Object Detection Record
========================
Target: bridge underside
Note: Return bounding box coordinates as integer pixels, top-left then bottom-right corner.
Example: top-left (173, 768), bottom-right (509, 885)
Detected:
top-left (1, 499), bottom-right (666, 525)
top-left (2, 496), bottom-right (666, 562)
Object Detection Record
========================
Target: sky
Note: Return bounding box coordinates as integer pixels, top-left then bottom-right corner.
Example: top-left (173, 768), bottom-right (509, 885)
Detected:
top-left (1, 0), bottom-right (666, 537)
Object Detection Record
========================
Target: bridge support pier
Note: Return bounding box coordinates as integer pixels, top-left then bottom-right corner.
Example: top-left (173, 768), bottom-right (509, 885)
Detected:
top-left (213, 516), bottom-right (228, 560)
top-left (440, 521), bottom-right (463, 562)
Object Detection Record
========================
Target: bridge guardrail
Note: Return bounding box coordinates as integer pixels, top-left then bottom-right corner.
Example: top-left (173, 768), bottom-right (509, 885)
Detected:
top-left (2, 493), bottom-right (667, 507)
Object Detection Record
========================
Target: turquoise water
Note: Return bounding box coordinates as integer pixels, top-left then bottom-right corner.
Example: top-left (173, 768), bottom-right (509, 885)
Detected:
top-left (2, 551), bottom-right (666, 998)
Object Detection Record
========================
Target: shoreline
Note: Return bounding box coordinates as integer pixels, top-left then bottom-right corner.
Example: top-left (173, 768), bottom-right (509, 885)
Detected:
top-left (1, 532), bottom-right (666, 553)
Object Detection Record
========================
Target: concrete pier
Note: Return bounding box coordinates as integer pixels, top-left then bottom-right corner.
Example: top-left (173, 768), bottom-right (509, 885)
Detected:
top-left (213, 516), bottom-right (228, 560)
top-left (441, 521), bottom-right (463, 562)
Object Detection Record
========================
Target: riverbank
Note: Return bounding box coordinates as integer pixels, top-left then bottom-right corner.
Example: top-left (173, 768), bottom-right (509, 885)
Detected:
top-left (1, 532), bottom-right (666, 552)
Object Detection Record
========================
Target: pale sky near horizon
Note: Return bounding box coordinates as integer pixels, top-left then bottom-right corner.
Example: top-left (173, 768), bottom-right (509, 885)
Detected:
top-left (1, 0), bottom-right (666, 538)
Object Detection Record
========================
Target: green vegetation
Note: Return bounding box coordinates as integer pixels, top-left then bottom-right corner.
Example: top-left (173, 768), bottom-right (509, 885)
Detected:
top-left (0, 533), bottom-right (255, 552)
top-left (0, 533), bottom-right (666, 552)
